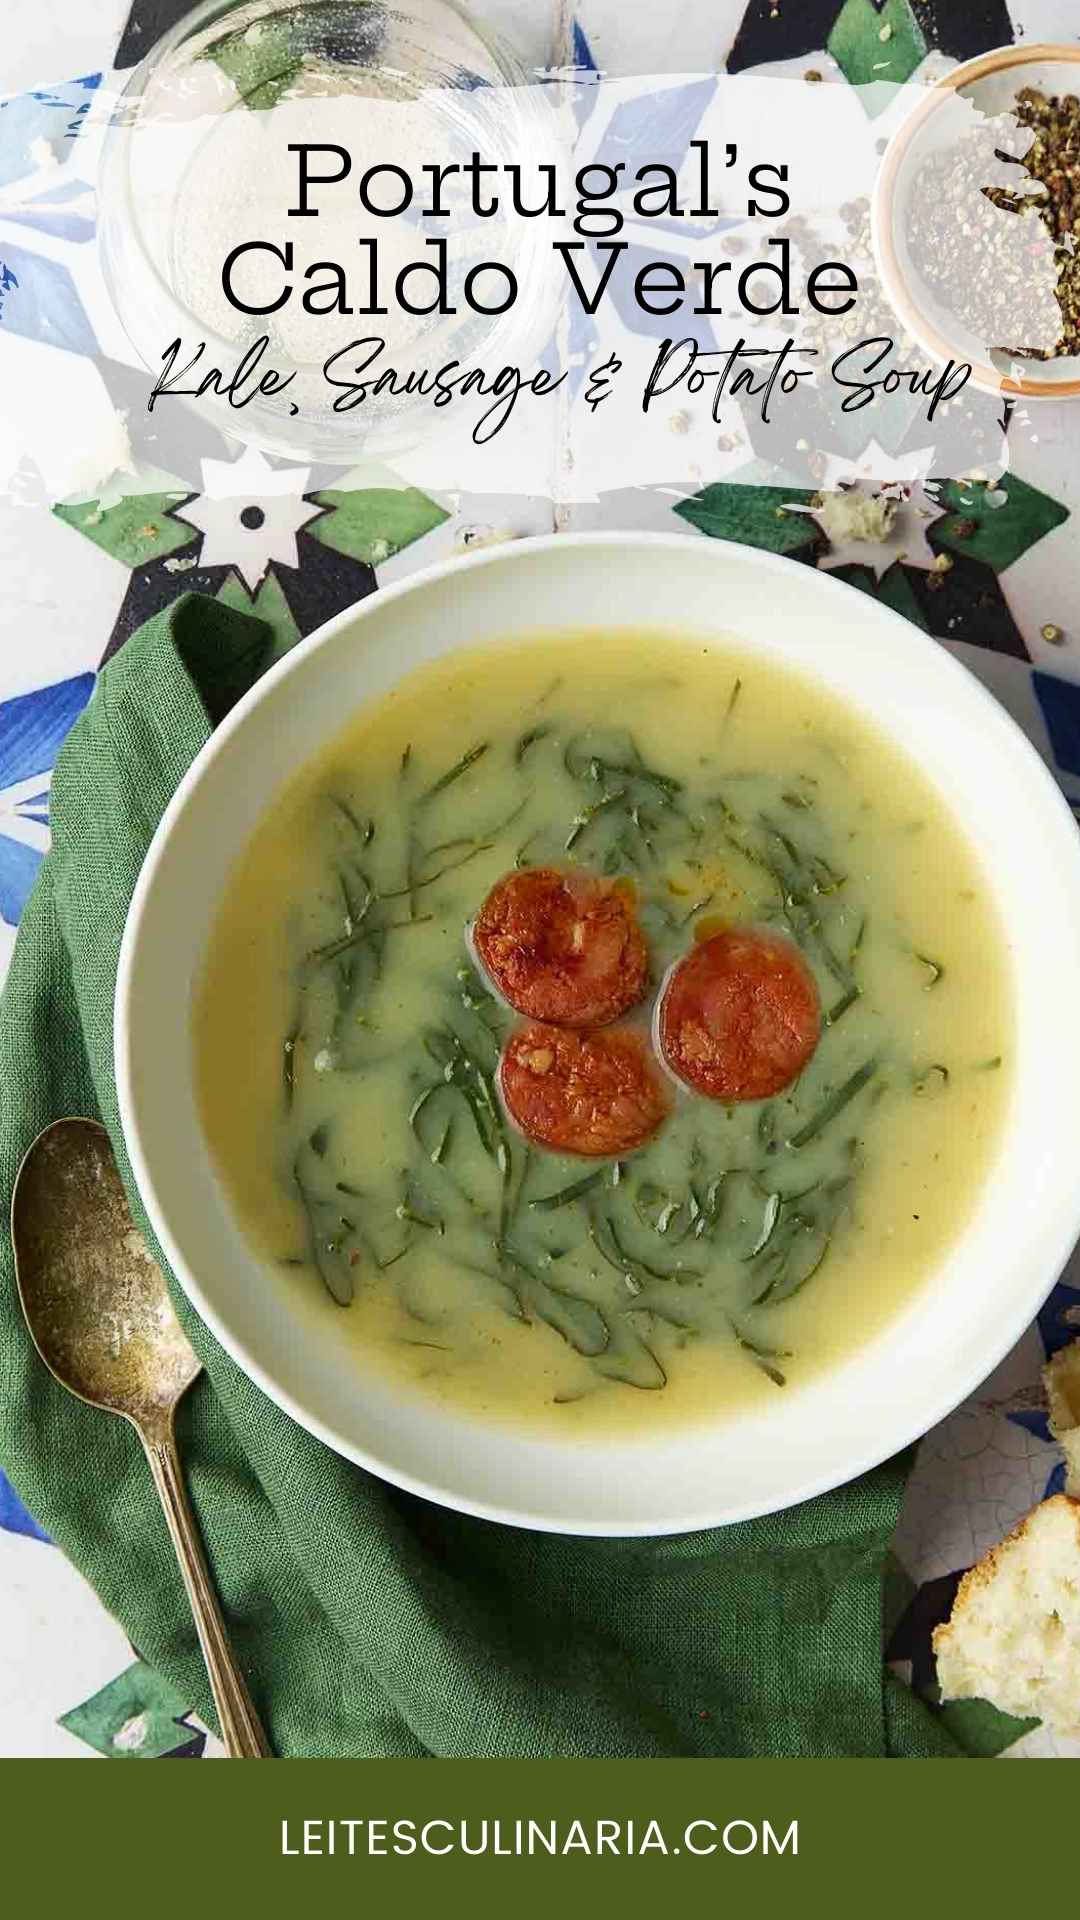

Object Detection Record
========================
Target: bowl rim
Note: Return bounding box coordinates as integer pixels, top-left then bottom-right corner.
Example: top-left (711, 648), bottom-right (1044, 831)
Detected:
top-left (872, 40), bottom-right (1080, 401)
top-left (114, 530), bottom-right (1080, 1534)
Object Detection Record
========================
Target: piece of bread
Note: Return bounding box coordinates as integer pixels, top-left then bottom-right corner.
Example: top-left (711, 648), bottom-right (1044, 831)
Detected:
top-left (1045, 1340), bottom-right (1080, 1498)
top-left (932, 1494), bottom-right (1080, 1737)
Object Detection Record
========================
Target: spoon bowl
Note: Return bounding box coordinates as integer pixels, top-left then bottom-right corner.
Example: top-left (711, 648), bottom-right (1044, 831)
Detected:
top-left (12, 1117), bottom-right (199, 1433)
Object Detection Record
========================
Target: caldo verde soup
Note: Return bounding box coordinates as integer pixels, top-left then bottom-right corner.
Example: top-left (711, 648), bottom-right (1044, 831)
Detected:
top-left (196, 631), bottom-right (1011, 1433)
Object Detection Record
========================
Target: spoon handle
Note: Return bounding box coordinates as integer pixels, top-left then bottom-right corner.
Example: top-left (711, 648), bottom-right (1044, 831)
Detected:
top-left (142, 1427), bottom-right (272, 1758)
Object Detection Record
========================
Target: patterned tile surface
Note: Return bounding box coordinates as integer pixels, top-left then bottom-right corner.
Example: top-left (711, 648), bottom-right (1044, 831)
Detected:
top-left (3, 0), bottom-right (1080, 1758)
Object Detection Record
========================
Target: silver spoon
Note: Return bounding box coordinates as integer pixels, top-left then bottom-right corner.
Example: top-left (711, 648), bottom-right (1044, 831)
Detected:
top-left (11, 1117), bottom-right (271, 1758)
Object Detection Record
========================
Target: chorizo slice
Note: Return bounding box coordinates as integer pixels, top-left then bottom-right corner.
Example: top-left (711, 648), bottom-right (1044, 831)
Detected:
top-left (473, 866), bottom-right (648, 1028)
top-left (657, 927), bottom-right (820, 1102)
top-left (499, 1023), bottom-right (669, 1156)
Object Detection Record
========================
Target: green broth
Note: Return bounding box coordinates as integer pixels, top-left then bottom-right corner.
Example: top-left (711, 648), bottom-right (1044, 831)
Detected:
top-left (195, 630), bottom-right (1011, 1434)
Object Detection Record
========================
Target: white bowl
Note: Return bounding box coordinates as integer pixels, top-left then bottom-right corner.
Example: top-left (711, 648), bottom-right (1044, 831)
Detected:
top-left (115, 533), bottom-right (1080, 1535)
top-left (873, 43), bottom-right (1080, 400)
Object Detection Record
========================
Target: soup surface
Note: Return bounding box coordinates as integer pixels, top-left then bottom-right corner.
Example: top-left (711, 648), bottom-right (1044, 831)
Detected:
top-left (196, 630), bottom-right (1012, 1434)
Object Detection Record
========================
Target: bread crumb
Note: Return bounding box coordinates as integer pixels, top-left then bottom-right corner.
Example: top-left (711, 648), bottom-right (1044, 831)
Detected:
top-left (813, 487), bottom-right (897, 546)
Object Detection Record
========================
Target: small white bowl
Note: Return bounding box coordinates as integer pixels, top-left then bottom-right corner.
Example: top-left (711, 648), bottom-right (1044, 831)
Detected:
top-left (115, 533), bottom-right (1080, 1535)
top-left (873, 43), bottom-right (1080, 400)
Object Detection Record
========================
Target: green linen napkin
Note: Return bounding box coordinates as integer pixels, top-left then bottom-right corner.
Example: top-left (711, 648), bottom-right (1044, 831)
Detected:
top-left (0, 593), bottom-right (973, 1759)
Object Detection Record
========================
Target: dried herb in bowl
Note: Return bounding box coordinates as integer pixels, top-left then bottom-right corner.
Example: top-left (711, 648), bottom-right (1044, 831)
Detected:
top-left (906, 87), bottom-right (1080, 361)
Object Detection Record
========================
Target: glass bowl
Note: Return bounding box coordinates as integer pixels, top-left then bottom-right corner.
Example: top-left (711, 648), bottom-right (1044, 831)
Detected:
top-left (99, 0), bottom-right (560, 460)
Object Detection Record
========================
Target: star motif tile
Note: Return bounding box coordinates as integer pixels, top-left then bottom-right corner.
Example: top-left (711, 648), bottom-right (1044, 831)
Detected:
top-left (174, 450), bottom-right (327, 595)
top-left (772, 445), bottom-right (947, 579)
top-left (50, 454), bottom-right (450, 666)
